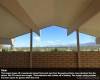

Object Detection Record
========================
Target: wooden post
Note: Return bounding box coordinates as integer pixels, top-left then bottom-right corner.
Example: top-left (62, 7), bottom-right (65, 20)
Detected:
top-left (76, 28), bottom-right (80, 68)
top-left (30, 29), bottom-right (33, 68)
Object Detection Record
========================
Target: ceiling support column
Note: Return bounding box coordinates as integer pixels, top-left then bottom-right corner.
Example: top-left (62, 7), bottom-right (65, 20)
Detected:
top-left (76, 28), bottom-right (80, 68)
top-left (30, 29), bottom-right (33, 68)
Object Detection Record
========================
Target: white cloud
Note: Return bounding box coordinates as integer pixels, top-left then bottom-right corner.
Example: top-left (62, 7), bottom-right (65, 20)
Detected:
top-left (33, 36), bottom-right (40, 41)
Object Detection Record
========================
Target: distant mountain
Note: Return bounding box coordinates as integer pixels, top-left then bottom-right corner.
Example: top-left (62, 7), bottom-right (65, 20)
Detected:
top-left (45, 44), bottom-right (67, 47)
top-left (42, 42), bottom-right (96, 47)
top-left (80, 42), bottom-right (96, 46)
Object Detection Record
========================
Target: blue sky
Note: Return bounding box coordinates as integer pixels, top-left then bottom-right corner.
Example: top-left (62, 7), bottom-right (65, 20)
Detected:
top-left (14, 26), bottom-right (96, 47)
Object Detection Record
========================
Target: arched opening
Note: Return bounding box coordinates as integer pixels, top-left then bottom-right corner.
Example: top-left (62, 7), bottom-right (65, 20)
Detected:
top-left (0, 25), bottom-right (96, 52)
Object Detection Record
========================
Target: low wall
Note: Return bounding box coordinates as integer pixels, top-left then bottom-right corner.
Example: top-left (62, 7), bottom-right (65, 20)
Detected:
top-left (0, 51), bottom-right (100, 68)
top-left (31, 52), bottom-right (77, 68)
top-left (0, 52), bottom-right (30, 68)
top-left (79, 51), bottom-right (100, 68)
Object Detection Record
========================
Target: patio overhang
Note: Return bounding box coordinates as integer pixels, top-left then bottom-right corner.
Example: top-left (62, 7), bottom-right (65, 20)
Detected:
top-left (0, 0), bottom-right (100, 38)
top-left (17, 0), bottom-right (100, 37)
